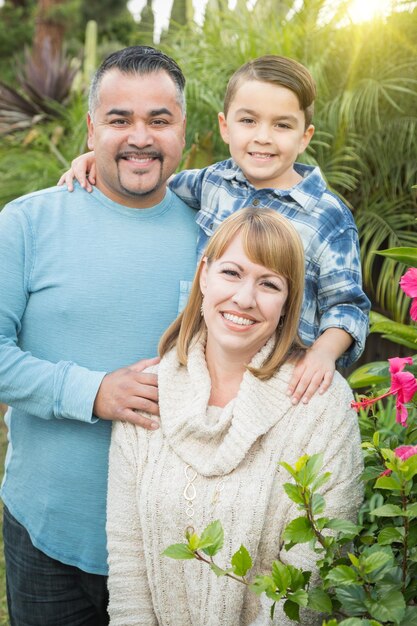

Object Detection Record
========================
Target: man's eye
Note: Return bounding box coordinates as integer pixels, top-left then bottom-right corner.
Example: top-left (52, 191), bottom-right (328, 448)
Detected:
top-left (109, 119), bottom-right (128, 126)
top-left (151, 119), bottom-right (169, 126)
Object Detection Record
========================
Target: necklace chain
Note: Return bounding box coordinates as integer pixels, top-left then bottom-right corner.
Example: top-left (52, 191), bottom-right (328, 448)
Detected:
top-left (183, 464), bottom-right (226, 524)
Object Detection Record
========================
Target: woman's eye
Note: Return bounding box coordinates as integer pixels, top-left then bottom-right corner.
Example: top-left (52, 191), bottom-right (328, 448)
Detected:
top-left (222, 269), bottom-right (239, 277)
top-left (263, 281), bottom-right (280, 290)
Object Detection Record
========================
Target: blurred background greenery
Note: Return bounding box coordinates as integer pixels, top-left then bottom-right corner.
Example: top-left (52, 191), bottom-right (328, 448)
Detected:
top-left (0, 0), bottom-right (416, 622)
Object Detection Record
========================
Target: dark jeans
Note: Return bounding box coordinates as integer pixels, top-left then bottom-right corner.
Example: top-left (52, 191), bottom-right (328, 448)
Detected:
top-left (3, 506), bottom-right (109, 626)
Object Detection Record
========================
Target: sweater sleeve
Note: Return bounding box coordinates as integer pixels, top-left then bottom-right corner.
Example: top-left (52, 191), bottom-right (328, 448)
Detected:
top-left (107, 421), bottom-right (158, 625)
top-left (0, 203), bottom-right (106, 421)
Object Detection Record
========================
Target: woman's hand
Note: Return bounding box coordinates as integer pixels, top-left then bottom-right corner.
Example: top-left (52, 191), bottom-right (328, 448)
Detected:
top-left (57, 151), bottom-right (97, 192)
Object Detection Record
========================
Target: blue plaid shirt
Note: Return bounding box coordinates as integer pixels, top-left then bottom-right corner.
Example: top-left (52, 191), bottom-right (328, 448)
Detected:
top-left (169, 159), bottom-right (370, 367)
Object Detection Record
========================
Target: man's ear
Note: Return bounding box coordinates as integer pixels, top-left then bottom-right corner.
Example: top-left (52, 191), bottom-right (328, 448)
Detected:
top-left (87, 113), bottom-right (95, 151)
top-left (199, 257), bottom-right (209, 295)
top-left (218, 112), bottom-right (230, 145)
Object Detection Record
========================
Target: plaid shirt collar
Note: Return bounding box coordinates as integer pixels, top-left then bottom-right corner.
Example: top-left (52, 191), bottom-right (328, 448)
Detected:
top-left (218, 160), bottom-right (327, 212)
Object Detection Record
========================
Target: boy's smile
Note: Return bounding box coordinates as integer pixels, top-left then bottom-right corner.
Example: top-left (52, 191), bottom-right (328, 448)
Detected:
top-left (218, 79), bottom-right (314, 190)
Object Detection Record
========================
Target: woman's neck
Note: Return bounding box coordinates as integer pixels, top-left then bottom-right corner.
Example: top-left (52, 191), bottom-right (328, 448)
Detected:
top-left (205, 342), bottom-right (249, 407)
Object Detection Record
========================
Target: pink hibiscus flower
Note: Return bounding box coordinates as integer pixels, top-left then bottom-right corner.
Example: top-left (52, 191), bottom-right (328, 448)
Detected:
top-left (351, 357), bottom-right (417, 426)
top-left (380, 444), bottom-right (417, 476)
top-left (399, 268), bottom-right (417, 321)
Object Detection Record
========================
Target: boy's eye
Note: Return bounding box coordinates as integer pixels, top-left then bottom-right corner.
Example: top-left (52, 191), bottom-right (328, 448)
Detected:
top-left (275, 122), bottom-right (291, 129)
top-left (239, 118), bottom-right (255, 124)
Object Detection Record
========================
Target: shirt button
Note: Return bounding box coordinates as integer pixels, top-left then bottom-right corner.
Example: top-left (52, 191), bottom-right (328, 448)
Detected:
top-left (252, 198), bottom-right (260, 206)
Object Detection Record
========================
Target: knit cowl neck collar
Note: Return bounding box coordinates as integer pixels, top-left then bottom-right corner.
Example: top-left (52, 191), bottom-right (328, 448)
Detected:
top-left (158, 334), bottom-right (294, 477)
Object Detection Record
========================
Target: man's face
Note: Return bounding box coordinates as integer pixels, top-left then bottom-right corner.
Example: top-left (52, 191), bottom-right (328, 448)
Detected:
top-left (87, 69), bottom-right (186, 208)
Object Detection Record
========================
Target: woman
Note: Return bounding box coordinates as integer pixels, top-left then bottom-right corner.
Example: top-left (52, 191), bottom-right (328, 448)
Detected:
top-left (107, 207), bottom-right (363, 625)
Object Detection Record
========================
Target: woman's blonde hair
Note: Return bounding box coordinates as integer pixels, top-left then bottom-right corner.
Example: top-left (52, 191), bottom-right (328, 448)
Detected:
top-left (159, 207), bottom-right (306, 380)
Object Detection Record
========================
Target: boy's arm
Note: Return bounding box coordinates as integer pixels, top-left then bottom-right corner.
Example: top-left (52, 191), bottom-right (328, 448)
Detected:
top-left (168, 168), bottom-right (205, 210)
top-left (289, 222), bottom-right (370, 404)
top-left (288, 328), bottom-right (352, 405)
top-left (57, 151), bottom-right (97, 191)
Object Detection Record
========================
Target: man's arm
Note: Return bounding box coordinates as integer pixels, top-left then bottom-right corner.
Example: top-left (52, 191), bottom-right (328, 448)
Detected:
top-left (0, 202), bottom-right (159, 429)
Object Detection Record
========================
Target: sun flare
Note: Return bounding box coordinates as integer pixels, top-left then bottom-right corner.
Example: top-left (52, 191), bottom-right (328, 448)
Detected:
top-left (347, 0), bottom-right (393, 23)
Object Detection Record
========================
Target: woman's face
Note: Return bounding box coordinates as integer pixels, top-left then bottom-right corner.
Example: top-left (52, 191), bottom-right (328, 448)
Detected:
top-left (200, 232), bottom-right (288, 365)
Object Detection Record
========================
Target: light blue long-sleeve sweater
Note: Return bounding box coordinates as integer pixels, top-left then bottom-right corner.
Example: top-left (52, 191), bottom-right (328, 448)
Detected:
top-left (0, 184), bottom-right (198, 574)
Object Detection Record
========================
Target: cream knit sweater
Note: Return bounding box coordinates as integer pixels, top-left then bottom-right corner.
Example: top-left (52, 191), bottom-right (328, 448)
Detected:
top-left (107, 338), bottom-right (363, 625)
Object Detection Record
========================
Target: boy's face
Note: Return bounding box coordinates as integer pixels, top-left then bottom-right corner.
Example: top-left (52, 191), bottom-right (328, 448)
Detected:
top-left (218, 79), bottom-right (314, 190)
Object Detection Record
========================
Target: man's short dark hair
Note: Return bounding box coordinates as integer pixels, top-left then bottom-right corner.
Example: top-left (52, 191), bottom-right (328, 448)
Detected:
top-left (89, 46), bottom-right (186, 116)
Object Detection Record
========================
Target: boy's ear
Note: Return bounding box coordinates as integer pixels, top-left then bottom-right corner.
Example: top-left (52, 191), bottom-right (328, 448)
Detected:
top-left (298, 124), bottom-right (315, 155)
top-left (87, 113), bottom-right (95, 151)
top-left (218, 112), bottom-right (230, 145)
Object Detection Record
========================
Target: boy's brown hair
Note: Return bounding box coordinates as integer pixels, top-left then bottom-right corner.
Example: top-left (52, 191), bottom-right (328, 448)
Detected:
top-left (223, 55), bottom-right (317, 128)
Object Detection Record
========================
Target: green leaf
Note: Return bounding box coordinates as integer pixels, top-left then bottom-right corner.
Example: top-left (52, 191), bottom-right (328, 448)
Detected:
top-left (298, 453), bottom-right (324, 487)
top-left (279, 461), bottom-right (298, 480)
top-left (311, 493), bottom-right (326, 515)
top-left (308, 587), bottom-right (333, 613)
top-left (288, 564), bottom-right (308, 591)
top-left (406, 502), bottom-right (417, 519)
top-left (200, 520), bottom-right (224, 557)
top-left (365, 589), bottom-right (406, 623)
top-left (283, 517), bottom-right (315, 544)
top-left (162, 543), bottom-right (196, 560)
top-left (283, 599), bottom-right (300, 622)
top-left (250, 574), bottom-right (274, 596)
top-left (378, 527), bottom-right (404, 545)
top-left (283, 482), bottom-right (304, 505)
top-left (335, 585), bottom-right (367, 614)
top-left (288, 589), bottom-right (309, 607)
top-left (326, 565), bottom-right (359, 585)
top-left (400, 605), bottom-right (417, 625)
top-left (375, 475), bottom-right (403, 491)
top-left (231, 544), bottom-right (252, 577)
top-left (372, 504), bottom-right (403, 517)
top-left (361, 551), bottom-right (392, 574)
top-left (348, 361), bottom-right (390, 388)
top-left (325, 519), bottom-right (361, 535)
top-left (311, 471), bottom-right (332, 491)
top-left (376, 247), bottom-right (417, 266)
top-left (188, 532), bottom-right (200, 551)
top-left (271, 560), bottom-right (291, 593)
top-left (209, 563), bottom-right (227, 577)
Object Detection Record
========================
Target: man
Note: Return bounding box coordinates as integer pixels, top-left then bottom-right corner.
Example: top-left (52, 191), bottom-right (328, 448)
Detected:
top-left (0, 46), bottom-right (198, 625)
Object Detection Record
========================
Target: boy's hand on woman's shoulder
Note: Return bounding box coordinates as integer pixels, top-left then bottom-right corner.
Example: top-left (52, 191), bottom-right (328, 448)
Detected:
top-left (287, 347), bottom-right (335, 406)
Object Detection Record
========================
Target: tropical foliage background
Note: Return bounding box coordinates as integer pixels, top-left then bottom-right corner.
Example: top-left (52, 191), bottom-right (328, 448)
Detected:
top-left (0, 0), bottom-right (416, 623)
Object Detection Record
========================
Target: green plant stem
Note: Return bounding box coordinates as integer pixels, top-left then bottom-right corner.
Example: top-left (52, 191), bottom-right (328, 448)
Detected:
top-left (193, 551), bottom-right (249, 586)
top-left (401, 489), bottom-right (409, 593)
top-left (302, 490), bottom-right (327, 548)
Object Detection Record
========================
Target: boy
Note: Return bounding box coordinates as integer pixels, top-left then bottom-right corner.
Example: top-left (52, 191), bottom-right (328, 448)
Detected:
top-left (60, 55), bottom-right (370, 405)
